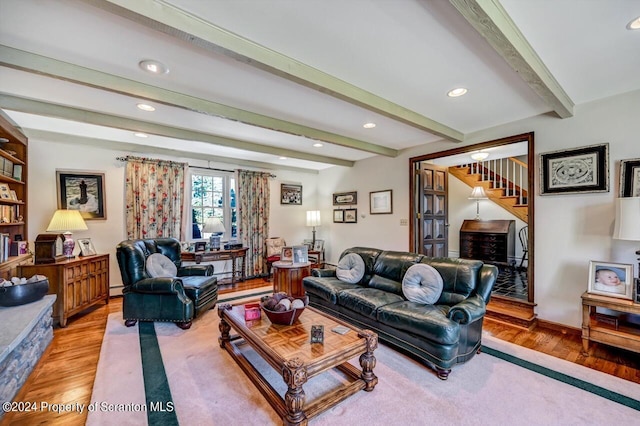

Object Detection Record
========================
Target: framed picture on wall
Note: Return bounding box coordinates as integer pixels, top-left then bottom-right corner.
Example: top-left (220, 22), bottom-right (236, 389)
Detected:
top-left (539, 144), bottom-right (609, 195)
top-left (333, 191), bottom-right (357, 206)
top-left (333, 209), bottom-right (344, 223)
top-left (370, 189), bottom-right (393, 214)
top-left (587, 260), bottom-right (633, 300)
top-left (619, 157), bottom-right (640, 197)
top-left (344, 208), bottom-right (357, 223)
top-left (56, 170), bottom-right (107, 220)
top-left (281, 184), bottom-right (302, 205)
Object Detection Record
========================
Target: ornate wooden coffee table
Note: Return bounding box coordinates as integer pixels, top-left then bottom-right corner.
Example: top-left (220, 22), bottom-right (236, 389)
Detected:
top-left (218, 303), bottom-right (378, 426)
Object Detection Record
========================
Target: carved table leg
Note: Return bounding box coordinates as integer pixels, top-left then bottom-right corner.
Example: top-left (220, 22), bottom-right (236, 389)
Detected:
top-left (358, 330), bottom-right (378, 391)
top-left (282, 357), bottom-right (308, 426)
top-left (218, 304), bottom-right (232, 348)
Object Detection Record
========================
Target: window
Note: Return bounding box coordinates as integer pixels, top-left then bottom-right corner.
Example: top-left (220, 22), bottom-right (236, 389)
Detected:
top-left (190, 171), bottom-right (236, 240)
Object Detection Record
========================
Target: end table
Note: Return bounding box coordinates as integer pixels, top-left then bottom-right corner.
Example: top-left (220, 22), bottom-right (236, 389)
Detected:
top-left (272, 261), bottom-right (311, 298)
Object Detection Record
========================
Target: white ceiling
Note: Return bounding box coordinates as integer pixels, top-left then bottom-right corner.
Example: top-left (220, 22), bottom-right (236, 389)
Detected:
top-left (1, 0), bottom-right (638, 172)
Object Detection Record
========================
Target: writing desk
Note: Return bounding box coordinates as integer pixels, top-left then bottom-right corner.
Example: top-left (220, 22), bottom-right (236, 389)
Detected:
top-left (181, 247), bottom-right (248, 285)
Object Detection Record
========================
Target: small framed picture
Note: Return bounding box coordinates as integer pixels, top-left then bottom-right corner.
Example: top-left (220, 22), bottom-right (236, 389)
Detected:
top-left (0, 183), bottom-right (10, 199)
top-left (333, 191), bottom-right (357, 206)
top-left (635, 278), bottom-right (640, 303)
top-left (310, 325), bottom-right (324, 344)
top-left (281, 183), bottom-right (302, 205)
top-left (77, 238), bottom-right (97, 256)
top-left (333, 209), bottom-right (344, 223)
top-left (194, 241), bottom-right (207, 252)
top-left (313, 239), bottom-right (324, 252)
top-left (344, 208), bottom-right (358, 223)
top-left (17, 241), bottom-right (28, 255)
top-left (587, 261), bottom-right (633, 300)
top-left (57, 170), bottom-right (107, 220)
top-left (292, 245), bottom-right (308, 264)
top-left (281, 246), bottom-right (293, 263)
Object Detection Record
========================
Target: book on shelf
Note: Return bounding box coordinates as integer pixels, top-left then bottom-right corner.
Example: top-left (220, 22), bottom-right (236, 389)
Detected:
top-left (12, 164), bottom-right (22, 181)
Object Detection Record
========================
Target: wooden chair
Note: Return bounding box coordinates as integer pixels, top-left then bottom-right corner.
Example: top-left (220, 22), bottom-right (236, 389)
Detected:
top-left (518, 226), bottom-right (528, 269)
top-left (265, 237), bottom-right (286, 281)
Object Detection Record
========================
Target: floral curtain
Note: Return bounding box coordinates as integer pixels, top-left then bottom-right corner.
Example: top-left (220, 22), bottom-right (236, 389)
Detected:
top-left (236, 169), bottom-right (271, 277)
top-left (124, 156), bottom-right (187, 240)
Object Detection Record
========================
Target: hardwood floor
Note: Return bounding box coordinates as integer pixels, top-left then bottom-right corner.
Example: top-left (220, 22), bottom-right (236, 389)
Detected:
top-left (3, 279), bottom-right (639, 425)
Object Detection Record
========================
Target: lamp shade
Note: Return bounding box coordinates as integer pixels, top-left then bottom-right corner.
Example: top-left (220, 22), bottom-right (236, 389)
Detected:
top-left (203, 217), bottom-right (225, 234)
top-left (46, 209), bottom-right (88, 232)
top-left (468, 186), bottom-right (488, 200)
top-left (613, 197), bottom-right (640, 241)
top-left (306, 210), bottom-right (321, 227)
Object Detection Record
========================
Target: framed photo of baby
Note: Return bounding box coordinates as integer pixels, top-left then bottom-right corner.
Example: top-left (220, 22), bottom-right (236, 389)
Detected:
top-left (587, 261), bottom-right (633, 300)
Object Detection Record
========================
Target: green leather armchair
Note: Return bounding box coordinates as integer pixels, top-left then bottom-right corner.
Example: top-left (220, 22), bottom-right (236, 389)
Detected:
top-left (116, 238), bottom-right (218, 329)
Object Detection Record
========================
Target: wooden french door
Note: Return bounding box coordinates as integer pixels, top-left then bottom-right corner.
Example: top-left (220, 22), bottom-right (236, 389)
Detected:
top-left (414, 162), bottom-right (448, 257)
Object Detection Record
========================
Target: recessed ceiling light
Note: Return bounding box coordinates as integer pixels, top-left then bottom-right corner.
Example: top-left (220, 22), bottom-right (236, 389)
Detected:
top-left (363, 122), bottom-right (376, 129)
top-left (470, 152), bottom-right (489, 161)
top-left (627, 16), bottom-right (640, 30)
top-left (279, 156), bottom-right (287, 160)
top-left (447, 88), bottom-right (468, 97)
top-left (136, 103), bottom-right (156, 112)
top-left (313, 143), bottom-right (323, 148)
top-left (134, 132), bottom-right (148, 138)
top-left (139, 59), bottom-right (169, 74)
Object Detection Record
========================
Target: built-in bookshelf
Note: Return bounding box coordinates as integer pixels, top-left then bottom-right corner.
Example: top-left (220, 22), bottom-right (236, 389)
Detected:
top-left (0, 109), bottom-right (30, 280)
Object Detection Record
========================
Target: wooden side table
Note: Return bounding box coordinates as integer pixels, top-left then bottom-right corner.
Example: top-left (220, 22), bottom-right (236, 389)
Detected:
top-left (581, 291), bottom-right (640, 356)
top-left (272, 261), bottom-right (311, 298)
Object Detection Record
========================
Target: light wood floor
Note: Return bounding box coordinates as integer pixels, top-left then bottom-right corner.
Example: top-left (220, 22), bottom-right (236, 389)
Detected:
top-left (4, 279), bottom-right (639, 425)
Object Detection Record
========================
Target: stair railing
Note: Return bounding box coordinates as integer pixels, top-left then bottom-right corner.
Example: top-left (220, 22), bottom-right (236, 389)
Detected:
top-left (463, 157), bottom-right (528, 205)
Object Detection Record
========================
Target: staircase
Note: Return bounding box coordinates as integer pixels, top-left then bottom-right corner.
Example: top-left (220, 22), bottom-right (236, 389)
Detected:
top-left (448, 157), bottom-right (528, 223)
top-left (449, 157), bottom-right (536, 328)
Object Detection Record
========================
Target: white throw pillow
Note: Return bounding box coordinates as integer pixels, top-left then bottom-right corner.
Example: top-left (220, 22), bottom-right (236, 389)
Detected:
top-left (402, 263), bottom-right (444, 304)
top-left (146, 253), bottom-right (178, 278)
top-left (336, 253), bottom-right (365, 284)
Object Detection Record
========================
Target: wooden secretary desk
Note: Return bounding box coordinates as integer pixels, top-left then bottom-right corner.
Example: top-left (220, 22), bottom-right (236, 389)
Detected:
top-left (459, 219), bottom-right (515, 266)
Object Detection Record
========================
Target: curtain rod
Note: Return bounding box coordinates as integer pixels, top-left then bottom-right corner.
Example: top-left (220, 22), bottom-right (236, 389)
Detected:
top-left (116, 157), bottom-right (276, 178)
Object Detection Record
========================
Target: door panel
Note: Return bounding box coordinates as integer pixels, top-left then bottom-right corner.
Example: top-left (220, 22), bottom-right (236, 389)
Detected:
top-left (415, 163), bottom-right (448, 257)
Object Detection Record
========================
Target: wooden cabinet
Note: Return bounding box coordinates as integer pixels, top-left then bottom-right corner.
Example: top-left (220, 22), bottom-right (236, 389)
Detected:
top-left (0, 109), bottom-right (30, 277)
top-left (581, 292), bottom-right (640, 355)
top-left (19, 254), bottom-right (109, 327)
top-left (459, 219), bottom-right (515, 266)
top-left (272, 261), bottom-right (311, 298)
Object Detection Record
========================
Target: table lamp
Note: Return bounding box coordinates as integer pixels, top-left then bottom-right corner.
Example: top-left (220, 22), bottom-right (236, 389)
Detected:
top-left (204, 217), bottom-right (225, 251)
top-left (613, 197), bottom-right (640, 277)
top-left (306, 210), bottom-right (321, 248)
top-left (46, 209), bottom-right (88, 258)
top-left (468, 186), bottom-right (488, 220)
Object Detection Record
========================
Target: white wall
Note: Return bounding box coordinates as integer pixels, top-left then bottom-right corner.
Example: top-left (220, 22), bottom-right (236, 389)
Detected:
top-left (319, 89), bottom-right (640, 328)
top-left (27, 140), bottom-right (319, 295)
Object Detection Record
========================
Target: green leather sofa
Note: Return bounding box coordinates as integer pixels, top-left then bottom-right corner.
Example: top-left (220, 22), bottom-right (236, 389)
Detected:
top-left (116, 238), bottom-right (218, 329)
top-left (302, 247), bottom-right (498, 379)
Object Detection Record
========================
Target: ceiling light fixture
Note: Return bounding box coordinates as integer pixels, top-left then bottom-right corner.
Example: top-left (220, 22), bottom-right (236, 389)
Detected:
top-left (363, 122), bottom-right (376, 129)
top-left (313, 143), bottom-right (323, 147)
top-left (627, 16), bottom-right (640, 30)
top-left (139, 59), bottom-right (169, 74)
top-left (134, 132), bottom-right (148, 138)
top-left (470, 152), bottom-right (489, 161)
top-left (136, 103), bottom-right (156, 112)
top-left (279, 156), bottom-right (287, 160)
top-left (448, 87), bottom-right (468, 97)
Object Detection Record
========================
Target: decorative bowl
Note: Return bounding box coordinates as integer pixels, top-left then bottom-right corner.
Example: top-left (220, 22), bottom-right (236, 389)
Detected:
top-left (260, 295), bottom-right (309, 325)
top-left (0, 279), bottom-right (50, 307)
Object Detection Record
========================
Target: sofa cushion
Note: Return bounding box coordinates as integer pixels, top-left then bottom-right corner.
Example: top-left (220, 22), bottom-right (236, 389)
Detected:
top-left (146, 253), bottom-right (178, 278)
top-left (377, 301), bottom-right (460, 345)
top-left (303, 276), bottom-right (361, 304)
top-left (338, 288), bottom-right (404, 318)
top-left (402, 263), bottom-right (443, 304)
top-left (421, 258), bottom-right (483, 305)
top-left (336, 253), bottom-right (366, 284)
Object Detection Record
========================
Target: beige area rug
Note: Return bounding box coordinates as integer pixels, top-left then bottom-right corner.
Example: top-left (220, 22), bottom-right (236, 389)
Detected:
top-left (88, 292), bottom-right (640, 425)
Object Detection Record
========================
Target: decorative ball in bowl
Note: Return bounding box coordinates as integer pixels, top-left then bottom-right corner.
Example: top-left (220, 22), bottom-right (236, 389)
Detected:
top-left (260, 292), bottom-right (309, 325)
